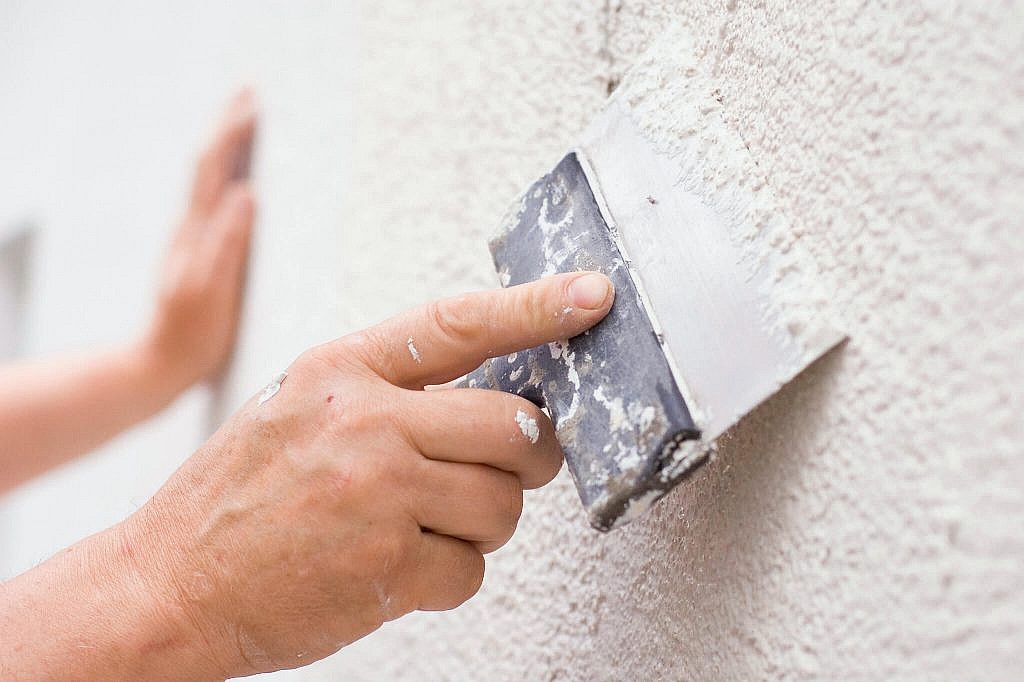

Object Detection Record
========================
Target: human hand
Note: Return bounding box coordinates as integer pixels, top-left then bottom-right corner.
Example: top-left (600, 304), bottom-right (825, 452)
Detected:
top-left (141, 90), bottom-right (257, 393)
top-left (120, 271), bottom-right (614, 677)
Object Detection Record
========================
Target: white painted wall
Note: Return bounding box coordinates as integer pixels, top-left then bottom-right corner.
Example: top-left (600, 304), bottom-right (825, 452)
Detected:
top-left (2, 2), bottom-right (1022, 680)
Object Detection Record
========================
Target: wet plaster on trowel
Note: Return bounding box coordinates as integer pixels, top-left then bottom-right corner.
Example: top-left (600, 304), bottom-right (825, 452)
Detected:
top-left (591, 385), bottom-right (656, 474)
top-left (536, 174), bottom-right (583, 278)
top-left (565, 25), bottom-right (844, 526)
top-left (546, 340), bottom-right (582, 425)
top-left (610, 29), bottom-right (838, 357)
top-left (581, 25), bottom-right (842, 446)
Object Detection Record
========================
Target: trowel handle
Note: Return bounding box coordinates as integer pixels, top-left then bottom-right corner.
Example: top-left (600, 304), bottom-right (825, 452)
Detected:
top-left (460, 356), bottom-right (546, 408)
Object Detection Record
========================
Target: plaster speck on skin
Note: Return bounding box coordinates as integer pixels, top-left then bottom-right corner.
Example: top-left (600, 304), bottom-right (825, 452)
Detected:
top-left (407, 336), bottom-right (422, 363)
top-left (372, 580), bottom-right (394, 621)
top-left (256, 372), bottom-right (288, 406)
top-left (515, 408), bottom-right (540, 444)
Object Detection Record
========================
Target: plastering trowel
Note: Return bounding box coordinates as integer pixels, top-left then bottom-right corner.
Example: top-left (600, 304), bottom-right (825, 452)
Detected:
top-left (464, 54), bottom-right (844, 531)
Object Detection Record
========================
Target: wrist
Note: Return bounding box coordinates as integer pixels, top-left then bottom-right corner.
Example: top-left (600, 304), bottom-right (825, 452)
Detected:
top-left (105, 518), bottom-right (234, 680)
top-left (118, 503), bottom-right (254, 679)
top-left (127, 333), bottom-right (196, 409)
top-left (0, 523), bottom-right (227, 681)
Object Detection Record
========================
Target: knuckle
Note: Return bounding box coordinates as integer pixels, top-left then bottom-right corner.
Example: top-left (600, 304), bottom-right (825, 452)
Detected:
top-left (337, 328), bottom-right (396, 376)
top-left (339, 390), bottom-right (407, 447)
top-left (292, 345), bottom-right (334, 379)
top-left (163, 276), bottom-right (205, 314)
top-left (289, 349), bottom-right (413, 449)
top-left (357, 446), bottom-right (406, 492)
top-left (366, 528), bottom-right (413, 581)
top-left (505, 281), bottom-right (547, 332)
top-left (427, 297), bottom-right (477, 344)
top-left (298, 339), bottom-right (336, 367)
top-left (524, 282), bottom-right (549, 320)
top-left (297, 339), bottom-right (372, 379)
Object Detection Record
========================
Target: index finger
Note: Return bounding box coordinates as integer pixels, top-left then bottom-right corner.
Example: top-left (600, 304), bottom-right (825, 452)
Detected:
top-left (346, 271), bottom-right (614, 389)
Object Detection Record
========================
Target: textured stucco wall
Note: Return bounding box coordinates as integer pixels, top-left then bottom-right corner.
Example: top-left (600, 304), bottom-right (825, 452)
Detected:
top-left (274, 2), bottom-right (1024, 680)
top-left (0, 2), bottom-right (1021, 680)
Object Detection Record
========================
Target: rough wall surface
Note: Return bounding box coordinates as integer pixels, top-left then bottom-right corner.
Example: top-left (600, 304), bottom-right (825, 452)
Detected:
top-left (279, 1), bottom-right (1024, 680)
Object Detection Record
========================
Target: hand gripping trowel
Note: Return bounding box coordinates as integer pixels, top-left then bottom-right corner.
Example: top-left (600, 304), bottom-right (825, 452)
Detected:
top-left (464, 49), bottom-right (844, 531)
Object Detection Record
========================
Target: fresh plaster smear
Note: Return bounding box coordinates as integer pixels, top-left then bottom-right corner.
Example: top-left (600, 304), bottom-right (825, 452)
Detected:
top-left (256, 371), bottom-right (288, 406)
top-left (578, 35), bottom-right (843, 442)
top-left (406, 336), bottom-right (421, 363)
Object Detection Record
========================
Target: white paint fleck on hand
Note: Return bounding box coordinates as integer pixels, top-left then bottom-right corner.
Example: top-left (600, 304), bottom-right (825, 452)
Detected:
top-left (407, 336), bottom-right (422, 363)
top-left (257, 372), bottom-right (288, 406)
top-left (515, 408), bottom-right (540, 444)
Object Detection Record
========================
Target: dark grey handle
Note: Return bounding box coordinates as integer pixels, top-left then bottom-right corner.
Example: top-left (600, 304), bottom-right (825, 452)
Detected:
top-left (462, 353), bottom-right (546, 408)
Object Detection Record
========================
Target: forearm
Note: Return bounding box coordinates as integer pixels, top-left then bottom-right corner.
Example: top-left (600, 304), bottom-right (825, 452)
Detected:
top-left (0, 522), bottom-right (224, 681)
top-left (0, 341), bottom-right (187, 492)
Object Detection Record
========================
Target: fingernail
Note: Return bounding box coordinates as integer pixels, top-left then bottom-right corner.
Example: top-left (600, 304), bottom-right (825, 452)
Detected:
top-left (568, 273), bottom-right (612, 310)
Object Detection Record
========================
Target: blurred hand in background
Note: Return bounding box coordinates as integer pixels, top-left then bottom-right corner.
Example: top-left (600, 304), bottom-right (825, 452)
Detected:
top-left (0, 91), bottom-right (256, 492)
top-left (146, 89), bottom-right (256, 393)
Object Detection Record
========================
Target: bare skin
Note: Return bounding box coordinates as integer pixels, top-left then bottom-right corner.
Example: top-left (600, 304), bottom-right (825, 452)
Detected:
top-left (0, 270), bottom-right (614, 679)
top-left (0, 91), bottom-right (256, 492)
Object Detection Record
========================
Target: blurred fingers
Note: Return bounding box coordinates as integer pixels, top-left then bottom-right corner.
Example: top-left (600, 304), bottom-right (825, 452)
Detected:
top-left (188, 89), bottom-right (257, 220)
top-left (209, 183), bottom-right (255, 277)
